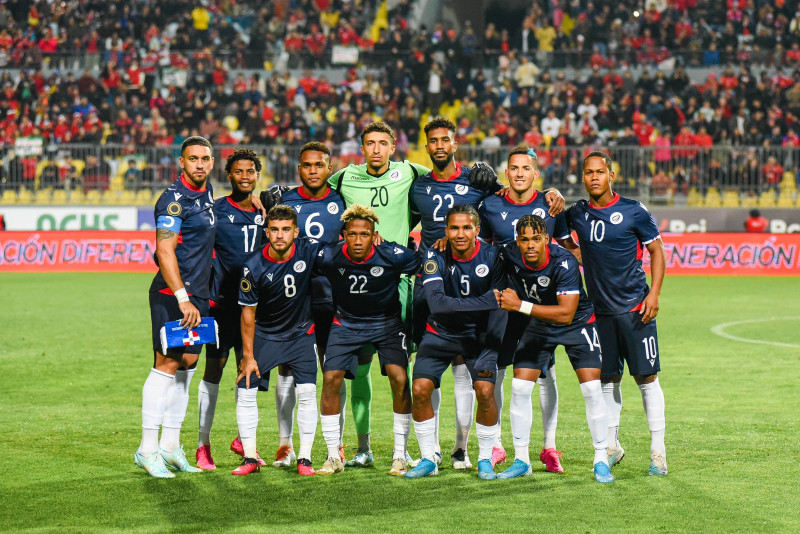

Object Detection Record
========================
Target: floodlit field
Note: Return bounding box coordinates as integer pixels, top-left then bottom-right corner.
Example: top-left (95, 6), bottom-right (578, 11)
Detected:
top-left (1, 274), bottom-right (798, 533)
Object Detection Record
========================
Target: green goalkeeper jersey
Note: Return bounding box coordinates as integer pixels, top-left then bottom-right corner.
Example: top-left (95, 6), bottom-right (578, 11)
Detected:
top-left (329, 160), bottom-right (430, 245)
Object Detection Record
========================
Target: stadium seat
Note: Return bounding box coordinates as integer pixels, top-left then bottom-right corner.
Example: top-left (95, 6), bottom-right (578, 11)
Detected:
top-left (1, 189), bottom-right (17, 204)
top-left (109, 176), bottom-right (125, 192)
top-left (102, 189), bottom-right (119, 205)
top-left (17, 188), bottom-right (34, 203)
top-left (687, 187), bottom-right (702, 207)
top-left (703, 189), bottom-right (721, 207)
top-left (722, 190), bottom-right (740, 208)
top-left (52, 189), bottom-right (68, 204)
top-left (85, 189), bottom-right (102, 205)
top-left (34, 188), bottom-right (52, 204)
top-left (740, 194), bottom-right (757, 208)
top-left (69, 189), bottom-right (85, 204)
top-left (119, 190), bottom-right (136, 205)
top-left (758, 189), bottom-right (776, 208)
top-left (777, 192), bottom-right (794, 207)
top-left (135, 189), bottom-right (153, 205)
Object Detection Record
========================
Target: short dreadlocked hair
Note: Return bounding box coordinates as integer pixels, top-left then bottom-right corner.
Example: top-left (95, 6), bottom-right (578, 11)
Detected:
top-left (516, 215), bottom-right (548, 237)
top-left (341, 203), bottom-right (380, 230)
top-left (225, 148), bottom-right (262, 174)
top-left (300, 141), bottom-right (331, 158)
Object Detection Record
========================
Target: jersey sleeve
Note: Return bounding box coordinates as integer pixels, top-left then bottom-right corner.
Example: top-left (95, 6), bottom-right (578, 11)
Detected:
top-left (328, 168), bottom-right (345, 198)
top-left (564, 204), bottom-right (577, 231)
top-left (209, 255), bottom-right (222, 305)
top-left (154, 192), bottom-right (184, 233)
top-left (238, 262), bottom-right (259, 307)
top-left (477, 201), bottom-right (493, 241)
top-left (422, 254), bottom-right (499, 314)
top-left (312, 244), bottom-right (328, 276)
top-left (406, 161), bottom-right (430, 180)
top-left (391, 243), bottom-right (421, 275)
top-left (553, 254), bottom-right (582, 296)
top-left (633, 202), bottom-right (661, 245)
top-left (552, 212), bottom-right (570, 241)
top-left (490, 249), bottom-right (507, 291)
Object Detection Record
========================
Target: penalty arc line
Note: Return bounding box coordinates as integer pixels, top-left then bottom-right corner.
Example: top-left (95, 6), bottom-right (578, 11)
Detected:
top-left (710, 317), bottom-right (800, 349)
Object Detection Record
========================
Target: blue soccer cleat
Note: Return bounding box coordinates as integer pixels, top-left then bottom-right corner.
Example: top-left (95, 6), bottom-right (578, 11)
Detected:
top-left (497, 459), bottom-right (532, 479)
top-left (159, 446), bottom-right (202, 473)
top-left (345, 451), bottom-right (374, 467)
top-left (607, 446), bottom-right (625, 468)
top-left (594, 461), bottom-right (615, 483)
top-left (134, 450), bottom-right (175, 478)
top-left (649, 451), bottom-right (668, 476)
top-left (404, 458), bottom-right (438, 478)
top-left (477, 459), bottom-right (497, 480)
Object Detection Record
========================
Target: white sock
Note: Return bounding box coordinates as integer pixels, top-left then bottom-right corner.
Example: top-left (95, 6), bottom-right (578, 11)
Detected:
top-left (295, 383), bottom-right (317, 460)
top-left (452, 364), bottom-right (475, 453)
top-left (476, 423), bottom-right (497, 462)
top-left (236, 387), bottom-right (259, 458)
top-left (414, 417), bottom-right (437, 461)
top-left (160, 367), bottom-right (195, 452)
top-left (639, 377), bottom-right (666, 453)
top-left (430, 387), bottom-right (441, 455)
top-left (275, 374), bottom-right (296, 447)
top-left (602, 381), bottom-right (623, 449)
top-left (197, 380), bottom-right (219, 448)
top-left (338, 382), bottom-right (346, 447)
top-left (538, 365), bottom-right (558, 450)
top-left (393, 412), bottom-right (411, 459)
top-left (139, 368), bottom-right (174, 455)
top-left (494, 367), bottom-right (506, 448)
top-left (509, 378), bottom-right (535, 464)
top-left (321, 414), bottom-right (341, 459)
top-left (580, 380), bottom-right (609, 465)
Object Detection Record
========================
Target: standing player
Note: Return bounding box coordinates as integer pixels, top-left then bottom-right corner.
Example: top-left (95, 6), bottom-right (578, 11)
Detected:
top-left (478, 144), bottom-right (576, 474)
top-left (405, 205), bottom-right (507, 480)
top-left (195, 149), bottom-right (265, 471)
top-left (566, 151), bottom-right (668, 476)
top-left (235, 205), bottom-right (320, 476)
top-left (315, 205), bottom-right (421, 476)
top-left (135, 136), bottom-right (216, 478)
top-left (496, 215), bottom-right (612, 483)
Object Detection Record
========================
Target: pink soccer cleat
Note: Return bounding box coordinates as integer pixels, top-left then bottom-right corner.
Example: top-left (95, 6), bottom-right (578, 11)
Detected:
top-left (297, 458), bottom-right (316, 476)
top-left (540, 448), bottom-right (565, 473)
top-left (491, 445), bottom-right (507, 468)
top-left (232, 458), bottom-right (261, 476)
top-left (230, 437), bottom-right (266, 466)
top-left (195, 445), bottom-right (216, 470)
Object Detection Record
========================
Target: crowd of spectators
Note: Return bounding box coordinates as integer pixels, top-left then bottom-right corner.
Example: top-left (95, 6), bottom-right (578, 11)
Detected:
top-left (1, 0), bottom-right (800, 195)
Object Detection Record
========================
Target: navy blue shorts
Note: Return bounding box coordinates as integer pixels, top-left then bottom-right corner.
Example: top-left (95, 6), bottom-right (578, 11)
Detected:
top-left (412, 278), bottom-right (430, 345)
top-left (514, 321), bottom-right (602, 373)
top-left (149, 291), bottom-right (210, 355)
top-left (413, 328), bottom-right (498, 388)
top-left (597, 312), bottom-right (660, 378)
top-left (206, 304), bottom-right (241, 359)
top-left (238, 331), bottom-right (318, 390)
top-left (311, 277), bottom-right (335, 354)
top-left (323, 319), bottom-right (409, 379)
top-left (498, 311), bottom-right (558, 370)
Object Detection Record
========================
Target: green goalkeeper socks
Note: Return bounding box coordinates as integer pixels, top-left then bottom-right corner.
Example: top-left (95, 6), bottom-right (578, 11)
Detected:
top-left (351, 362), bottom-right (372, 436)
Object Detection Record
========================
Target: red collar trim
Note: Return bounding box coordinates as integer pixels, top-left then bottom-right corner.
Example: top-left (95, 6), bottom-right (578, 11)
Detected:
top-left (226, 196), bottom-right (255, 212)
top-left (452, 239), bottom-right (481, 262)
top-left (297, 185), bottom-right (331, 200)
top-left (504, 189), bottom-right (539, 206)
top-left (180, 173), bottom-right (206, 192)
top-left (342, 243), bottom-right (375, 264)
top-left (589, 192), bottom-right (620, 209)
top-left (521, 245), bottom-right (550, 271)
top-left (433, 163), bottom-right (462, 182)
top-left (263, 242), bottom-right (295, 263)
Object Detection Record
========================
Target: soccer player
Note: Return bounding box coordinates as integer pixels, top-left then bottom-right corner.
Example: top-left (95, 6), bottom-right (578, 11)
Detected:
top-left (235, 205), bottom-right (320, 476)
top-left (405, 205), bottom-right (507, 480)
top-left (270, 142), bottom-right (346, 468)
top-left (478, 144), bottom-right (576, 474)
top-left (136, 136), bottom-right (216, 478)
top-left (195, 149), bottom-right (265, 471)
top-left (565, 151), bottom-right (668, 476)
top-left (315, 204), bottom-right (421, 476)
top-left (496, 215), bottom-right (612, 483)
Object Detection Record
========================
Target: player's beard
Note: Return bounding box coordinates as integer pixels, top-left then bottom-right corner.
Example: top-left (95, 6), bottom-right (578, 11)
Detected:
top-left (431, 152), bottom-right (454, 171)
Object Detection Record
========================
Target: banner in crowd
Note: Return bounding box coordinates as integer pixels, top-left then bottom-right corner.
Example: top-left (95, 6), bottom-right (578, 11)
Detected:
top-left (651, 208), bottom-right (800, 233)
top-left (0, 231), bottom-right (156, 272)
top-left (0, 207), bottom-right (140, 231)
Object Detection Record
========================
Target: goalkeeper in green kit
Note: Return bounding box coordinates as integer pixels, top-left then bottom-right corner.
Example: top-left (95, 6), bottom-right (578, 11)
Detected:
top-left (260, 121), bottom-right (499, 466)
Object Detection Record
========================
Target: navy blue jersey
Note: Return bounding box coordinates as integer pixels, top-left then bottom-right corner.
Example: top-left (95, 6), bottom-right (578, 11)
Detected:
top-left (282, 186), bottom-right (345, 244)
top-left (150, 175), bottom-right (216, 299)
top-left (411, 165), bottom-right (490, 252)
top-left (479, 191), bottom-right (570, 245)
top-left (566, 193), bottom-right (661, 315)
top-left (501, 243), bottom-right (595, 337)
top-left (238, 237), bottom-right (320, 340)
top-left (421, 240), bottom-right (505, 338)
top-left (315, 241), bottom-right (420, 329)
top-left (210, 197), bottom-right (265, 308)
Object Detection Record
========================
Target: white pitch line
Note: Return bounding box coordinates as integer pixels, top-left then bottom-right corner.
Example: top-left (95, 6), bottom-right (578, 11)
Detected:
top-left (710, 317), bottom-right (800, 349)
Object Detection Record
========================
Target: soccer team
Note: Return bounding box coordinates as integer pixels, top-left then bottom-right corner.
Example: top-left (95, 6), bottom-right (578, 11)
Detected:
top-left (135, 117), bottom-right (668, 483)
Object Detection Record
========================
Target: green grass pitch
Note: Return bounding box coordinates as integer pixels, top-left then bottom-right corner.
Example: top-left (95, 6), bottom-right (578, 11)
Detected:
top-left (1, 274), bottom-right (798, 533)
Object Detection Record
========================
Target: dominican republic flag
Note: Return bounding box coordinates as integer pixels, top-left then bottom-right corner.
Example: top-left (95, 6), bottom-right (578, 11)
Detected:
top-left (160, 317), bottom-right (219, 354)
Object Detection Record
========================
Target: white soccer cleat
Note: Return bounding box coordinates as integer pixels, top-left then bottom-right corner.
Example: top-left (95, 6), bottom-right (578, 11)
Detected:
top-left (451, 448), bottom-right (473, 470)
top-left (317, 457), bottom-right (344, 476)
top-left (273, 445), bottom-right (297, 468)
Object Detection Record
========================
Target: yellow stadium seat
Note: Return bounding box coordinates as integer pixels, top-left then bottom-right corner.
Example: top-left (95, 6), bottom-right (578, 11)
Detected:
top-left (722, 190), bottom-right (740, 208)
top-left (69, 189), bottom-right (85, 204)
top-left (17, 188), bottom-right (34, 203)
top-left (85, 189), bottom-right (102, 205)
top-left (687, 187), bottom-right (702, 207)
top-left (119, 190), bottom-right (136, 205)
top-left (703, 189), bottom-right (721, 207)
top-left (781, 170), bottom-right (795, 184)
top-left (777, 194), bottom-right (794, 208)
top-left (135, 189), bottom-right (153, 205)
top-left (109, 176), bottom-right (125, 192)
top-left (758, 189), bottom-right (777, 208)
top-left (52, 189), bottom-right (68, 204)
top-left (102, 189), bottom-right (119, 205)
top-left (34, 188), bottom-right (52, 204)
top-left (740, 194), bottom-right (757, 208)
top-left (1, 189), bottom-right (17, 204)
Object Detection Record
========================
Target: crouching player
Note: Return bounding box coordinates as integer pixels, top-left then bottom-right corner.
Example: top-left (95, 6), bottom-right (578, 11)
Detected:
top-left (497, 215), bottom-right (612, 483)
top-left (235, 205), bottom-right (320, 476)
top-left (405, 205), bottom-right (507, 480)
top-left (315, 204), bottom-right (421, 476)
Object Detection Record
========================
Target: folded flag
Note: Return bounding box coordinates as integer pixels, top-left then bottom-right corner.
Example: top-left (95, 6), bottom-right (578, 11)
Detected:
top-left (160, 317), bottom-right (219, 355)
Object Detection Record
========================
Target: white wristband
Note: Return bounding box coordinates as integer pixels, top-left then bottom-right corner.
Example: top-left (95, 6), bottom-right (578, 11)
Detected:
top-left (174, 287), bottom-right (189, 303)
top-left (519, 301), bottom-right (534, 316)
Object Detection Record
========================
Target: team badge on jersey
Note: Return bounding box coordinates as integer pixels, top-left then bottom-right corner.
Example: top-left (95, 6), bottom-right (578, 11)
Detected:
top-left (424, 260), bottom-right (438, 274)
top-left (240, 278), bottom-right (251, 292)
top-left (533, 208), bottom-right (546, 218)
top-left (294, 261), bottom-right (307, 272)
top-left (167, 202), bottom-right (182, 216)
top-left (327, 202), bottom-right (339, 214)
top-left (538, 276), bottom-right (550, 287)
top-left (475, 264), bottom-right (489, 277)
top-left (255, 215), bottom-right (264, 225)
top-left (370, 266), bottom-right (384, 277)
top-left (610, 212), bottom-right (624, 224)
top-left (455, 184), bottom-right (469, 195)
top-left (390, 170), bottom-right (402, 181)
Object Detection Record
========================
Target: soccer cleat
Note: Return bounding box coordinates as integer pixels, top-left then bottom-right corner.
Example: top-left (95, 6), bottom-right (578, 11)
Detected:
top-left (195, 445), bottom-right (216, 470)
top-left (273, 445), bottom-right (297, 468)
top-left (594, 461), bottom-right (615, 483)
top-left (389, 457), bottom-right (407, 476)
top-left (338, 444), bottom-right (346, 463)
top-left (477, 459), bottom-right (497, 480)
top-left (230, 437), bottom-right (267, 466)
top-left (404, 458), bottom-right (438, 478)
top-left (649, 451), bottom-right (668, 476)
top-left (451, 449), bottom-right (473, 470)
top-left (232, 457), bottom-right (261, 476)
top-left (345, 451), bottom-right (374, 467)
top-left (159, 446), bottom-right (202, 473)
top-left (297, 458), bottom-right (315, 476)
top-left (497, 459), bottom-right (533, 479)
top-left (539, 448), bottom-right (565, 473)
top-left (411, 450), bottom-right (441, 468)
top-left (134, 450), bottom-right (175, 478)
top-left (491, 445), bottom-right (507, 468)
top-left (607, 446), bottom-right (625, 468)
top-left (316, 457), bottom-right (344, 476)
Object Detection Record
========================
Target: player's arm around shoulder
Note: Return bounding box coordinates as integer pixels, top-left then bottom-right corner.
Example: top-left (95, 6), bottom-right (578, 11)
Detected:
top-left (382, 240), bottom-right (422, 275)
